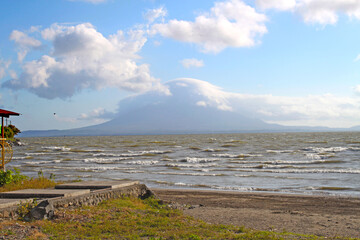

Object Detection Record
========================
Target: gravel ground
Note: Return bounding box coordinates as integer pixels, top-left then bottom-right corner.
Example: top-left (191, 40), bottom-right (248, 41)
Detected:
top-left (153, 188), bottom-right (360, 239)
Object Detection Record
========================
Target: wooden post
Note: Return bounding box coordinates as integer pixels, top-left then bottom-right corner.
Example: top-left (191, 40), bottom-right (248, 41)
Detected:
top-left (1, 116), bottom-right (4, 171)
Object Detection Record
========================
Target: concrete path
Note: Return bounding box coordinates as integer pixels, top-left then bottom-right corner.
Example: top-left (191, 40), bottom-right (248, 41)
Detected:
top-left (0, 199), bottom-right (32, 208)
top-left (55, 180), bottom-right (139, 190)
top-left (0, 180), bottom-right (139, 209)
top-left (0, 189), bottom-right (90, 199)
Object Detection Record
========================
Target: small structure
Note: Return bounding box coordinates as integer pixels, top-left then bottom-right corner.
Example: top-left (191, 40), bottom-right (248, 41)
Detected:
top-left (0, 109), bottom-right (20, 171)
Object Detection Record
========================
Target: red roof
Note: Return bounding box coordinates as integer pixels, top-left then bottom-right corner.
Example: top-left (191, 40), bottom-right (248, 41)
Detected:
top-left (0, 109), bottom-right (20, 118)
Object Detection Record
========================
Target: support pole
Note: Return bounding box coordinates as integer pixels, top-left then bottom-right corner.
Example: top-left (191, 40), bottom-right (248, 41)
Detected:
top-left (1, 116), bottom-right (4, 171)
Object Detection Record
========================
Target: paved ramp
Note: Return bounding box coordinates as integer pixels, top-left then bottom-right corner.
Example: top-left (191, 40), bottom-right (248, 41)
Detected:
top-left (0, 189), bottom-right (90, 199)
top-left (0, 199), bottom-right (32, 208)
top-left (55, 180), bottom-right (139, 190)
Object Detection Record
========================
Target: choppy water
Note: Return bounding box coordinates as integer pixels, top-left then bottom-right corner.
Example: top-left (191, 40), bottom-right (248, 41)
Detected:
top-left (9, 132), bottom-right (360, 196)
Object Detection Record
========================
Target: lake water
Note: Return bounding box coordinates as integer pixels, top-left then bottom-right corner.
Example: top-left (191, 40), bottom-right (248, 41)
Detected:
top-left (9, 132), bottom-right (360, 197)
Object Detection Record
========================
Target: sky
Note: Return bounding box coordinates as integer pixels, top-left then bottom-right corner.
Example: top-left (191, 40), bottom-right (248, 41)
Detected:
top-left (1, 0), bottom-right (360, 131)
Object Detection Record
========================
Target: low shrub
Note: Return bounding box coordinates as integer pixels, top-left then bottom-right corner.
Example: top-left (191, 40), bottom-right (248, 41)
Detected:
top-left (0, 168), bottom-right (28, 186)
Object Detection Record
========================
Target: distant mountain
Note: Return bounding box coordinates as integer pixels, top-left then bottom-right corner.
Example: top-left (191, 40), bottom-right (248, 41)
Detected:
top-left (19, 79), bottom-right (356, 137)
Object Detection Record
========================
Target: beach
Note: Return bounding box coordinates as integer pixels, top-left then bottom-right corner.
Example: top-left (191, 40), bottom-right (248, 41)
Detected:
top-left (153, 188), bottom-right (360, 239)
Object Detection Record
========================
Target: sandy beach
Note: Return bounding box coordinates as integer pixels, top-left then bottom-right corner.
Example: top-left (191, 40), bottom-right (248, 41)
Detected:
top-left (153, 188), bottom-right (360, 239)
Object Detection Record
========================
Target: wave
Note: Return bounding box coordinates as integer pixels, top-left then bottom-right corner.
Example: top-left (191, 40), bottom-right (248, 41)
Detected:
top-left (166, 163), bottom-right (218, 168)
top-left (92, 150), bottom-right (172, 158)
top-left (83, 157), bottom-right (133, 164)
top-left (212, 153), bottom-right (238, 158)
top-left (75, 166), bottom-right (138, 172)
top-left (203, 148), bottom-right (225, 152)
top-left (266, 150), bottom-right (294, 154)
top-left (13, 156), bottom-right (33, 160)
top-left (125, 160), bottom-right (159, 165)
top-left (124, 170), bottom-right (145, 173)
top-left (211, 185), bottom-right (255, 191)
top-left (234, 174), bottom-right (304, 180)
top-left (349, 147), bottom-right (360, 151)
top-left (42, 146), bottom-right (71, 151)
top-left (25, 152), bottom-right (65, 156)
top-left (234, 168), bottom-right (360, 174)
top-left (23, 160), bottom-right (63, 166)
top-left (303, 147), bottom-right (348, 153)
top-left (305, 153), bottom-right (335, 160)
top-left (317, 186), bottom-right (352, 191)
top-left (153, 171), bottom-right (224, 176)
top-left (262, 159), bottom-right (342, 165)
top-left (70, 149), bottom-right (104, 153)
top-left (212, 153), bottom-right (262, 158)
top-left (180, 157), bottom-right (220, 163)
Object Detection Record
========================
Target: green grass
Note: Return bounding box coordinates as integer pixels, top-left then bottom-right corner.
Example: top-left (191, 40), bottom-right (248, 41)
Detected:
top-left (34, 197), bottom-right (321, 240)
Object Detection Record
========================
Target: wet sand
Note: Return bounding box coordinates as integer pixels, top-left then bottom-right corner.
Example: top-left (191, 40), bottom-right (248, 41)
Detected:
top-left (153, 189), bottom-right (360, 239)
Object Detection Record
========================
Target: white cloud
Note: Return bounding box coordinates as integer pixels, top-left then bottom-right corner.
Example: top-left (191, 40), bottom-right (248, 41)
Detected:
top-left (354, 54), bottom-right (360, 62)
top-left (228, 92), bottom-right (360, 127)
top-left (8, 70), bottom-right (17, 79)
top-left (180, 58), bottom-right (204, 68)
top-left (78, 107), bottom-right (116, 121)
top-left (9, 30), bottom-right (42, 62)
top-left (0, 60), bottom-right (11, 79)
top-left (256, 0), bottom-right (296, 11)
top-left (196, 101), bottom-right (207, 107)
top-left (54, 115), bottom-right (77, 123)
top-left (167, 78), bottom-right (360, 128)
top-left (5, 23), bottom-right (169, 99)
top-left (0, 68), bottom-right (4, 80)
top-left (53, 107), bottom-right (115, 125)
top-left (144, 7), bottom-right (167, 23)
top-left (10, 30), bottom-right (42, 48)
top-left (151, 0), bottom-right (267, 53)
top-left (115, 78), bottom-right (360, 128)
top-left (78, 108), bottom-right (115, 120)
top-left (170, 78), bottom-right (233, 111)
top-left (353, 85), bottom-right (360, 95)
top-left (256, 0), bottom-right (360, 25)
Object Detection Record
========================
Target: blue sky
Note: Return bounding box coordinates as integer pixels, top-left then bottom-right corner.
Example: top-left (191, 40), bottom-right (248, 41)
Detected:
top-left (1, 0), bottom-right (360, 130)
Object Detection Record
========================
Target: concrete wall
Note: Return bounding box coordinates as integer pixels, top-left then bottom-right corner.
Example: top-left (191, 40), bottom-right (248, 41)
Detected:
top-left (0, 184), bottom-right (153, 220)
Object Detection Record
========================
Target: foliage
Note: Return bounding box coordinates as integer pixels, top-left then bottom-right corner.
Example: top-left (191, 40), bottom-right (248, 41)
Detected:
top-left (36, 197), bottom-right (319, 239)
top-left (3, 124), bottom-right (21, 139)
top-left (0, 169), bottom-right (56, 192)
top-left (17, 199), bottom-right (38, 220)
top-left (0, 168), bottom-right (28, 186)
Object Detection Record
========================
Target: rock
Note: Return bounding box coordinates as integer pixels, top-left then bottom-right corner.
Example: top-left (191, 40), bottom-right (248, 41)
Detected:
top-left (25, 200), bottom-right (54, 221)
top-left (7, 139), bottom-right (24, 147)
top-left (139, 185), bottom-right (155, 199)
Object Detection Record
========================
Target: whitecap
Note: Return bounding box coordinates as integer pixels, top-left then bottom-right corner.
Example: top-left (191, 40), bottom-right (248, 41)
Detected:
top-left (153, 171), bottom-right (223, 176)
top-left (305, 153), bottom-right (335, 160)
top-left (304, 147), bottom-right (348, 153)
top-left (166, 163), bottom-right (218, 168)
top-left (84, 157), bottom-right (133, 163)
top-left (266, 150), bottom-right (294, 153)
top-left (125, 160), bottom-right (159, 165)
top-left (212, 153), bottom-right (238, 158)
top-left (181, 157), bottom-right (220, 163)
top-left (42, 146), bottom-right (71, 151)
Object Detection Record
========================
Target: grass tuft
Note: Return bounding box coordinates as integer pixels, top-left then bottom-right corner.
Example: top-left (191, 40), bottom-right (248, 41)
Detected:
top-left (0, 177), bottom-right (56, 192)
